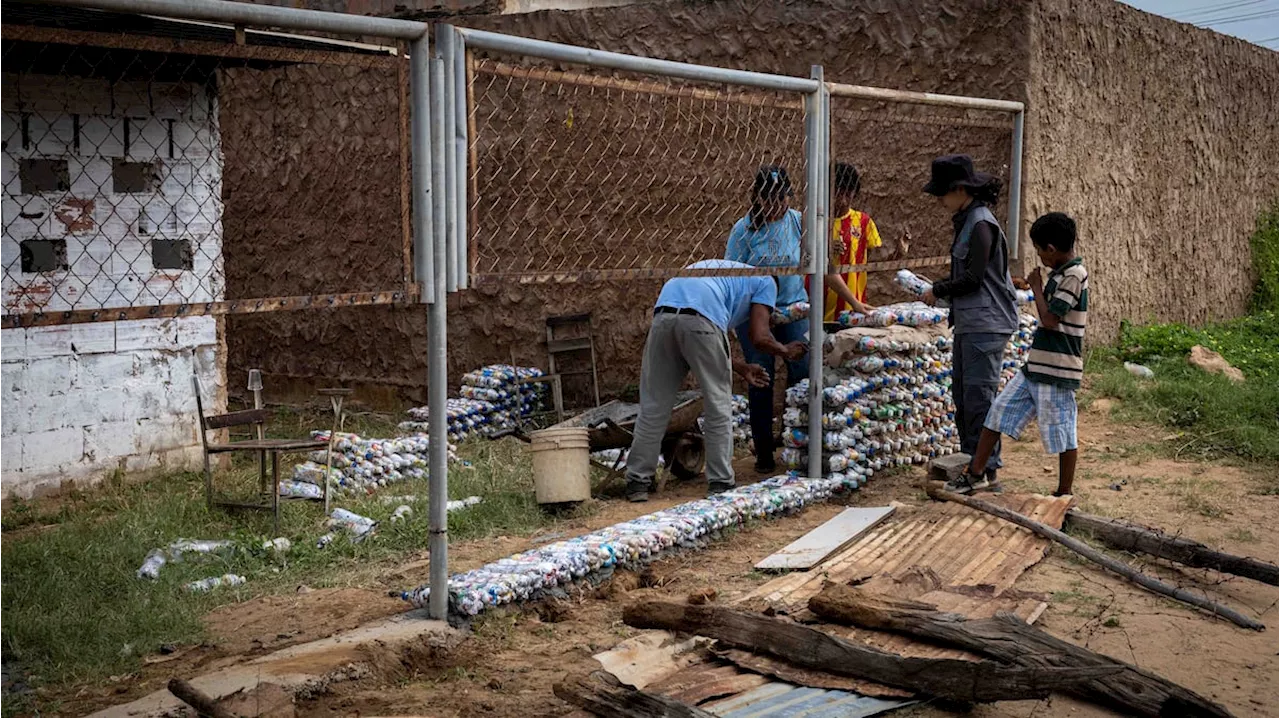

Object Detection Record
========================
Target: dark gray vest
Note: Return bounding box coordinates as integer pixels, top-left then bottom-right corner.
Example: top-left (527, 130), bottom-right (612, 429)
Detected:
top-left (949, 205), bottom-right (1018, 335)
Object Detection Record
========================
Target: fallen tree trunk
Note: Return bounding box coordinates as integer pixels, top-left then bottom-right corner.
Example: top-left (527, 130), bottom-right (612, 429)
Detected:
top-left (1065, 510), bottom-right (1279, 586)
top-left (622, 601), bottom-right (1117, 703)
top-left (167, 678), bottom-right (236, 718)
top-left (926, 486), bottom-right (1266, 631)
top-left (809, 583), bottom-right (1233, 718)
top-left (553, 671), bottom-right (716, 718)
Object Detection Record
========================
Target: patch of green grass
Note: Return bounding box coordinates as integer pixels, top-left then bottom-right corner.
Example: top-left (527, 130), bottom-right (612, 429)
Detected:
top-left (1103, 616), bottom-right (1122, 628)
top-left (1248, 207), bottom-right (1278, 314)
top-left (1, 430), bottom-right (566, 695)
top-left (1080, 348), bottom-right (1280, 465)
top-left (1224, 527), bottom-right (1257, 544)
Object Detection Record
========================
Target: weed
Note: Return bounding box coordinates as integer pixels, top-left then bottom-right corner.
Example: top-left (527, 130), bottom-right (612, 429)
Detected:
top-left (1224, 528), bottom-right (1257, 543)
top-left (1103, 616), bottom-right (1122, 628)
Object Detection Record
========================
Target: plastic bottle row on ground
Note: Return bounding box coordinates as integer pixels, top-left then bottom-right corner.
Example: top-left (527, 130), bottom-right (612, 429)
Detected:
top-left (287, 431), bottom-right (454, 497)
top-left (400, 472), bottom-right (856, 617)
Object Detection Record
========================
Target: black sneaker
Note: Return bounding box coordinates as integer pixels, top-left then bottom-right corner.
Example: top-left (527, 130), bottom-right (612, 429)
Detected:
top-left (707, 483), bottom-right (734, 498)
top-left (627, 492), bottom-right (649, 503)
top-left (754, 460), bottom-right (777, 474)
top-left (943, 468), bottom-right (991, 495)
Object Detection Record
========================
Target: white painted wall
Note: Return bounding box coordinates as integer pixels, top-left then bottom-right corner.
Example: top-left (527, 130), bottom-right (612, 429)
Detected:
top-left (1, 70), bottom-right (226, 499)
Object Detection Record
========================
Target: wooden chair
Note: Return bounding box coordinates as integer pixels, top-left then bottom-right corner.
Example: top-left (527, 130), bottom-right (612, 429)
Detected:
top-left (194, 377), bottom-right (330, 531)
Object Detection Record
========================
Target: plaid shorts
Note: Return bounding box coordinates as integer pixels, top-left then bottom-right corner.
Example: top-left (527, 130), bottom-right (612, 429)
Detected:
top-left (984, 371), bottom-right (1078, 455)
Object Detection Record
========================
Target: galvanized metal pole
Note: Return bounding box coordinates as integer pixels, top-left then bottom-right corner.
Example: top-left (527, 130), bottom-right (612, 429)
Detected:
top-left (40, 0), bottom-right (427, 39)
top-left (438, 25), bottom-right (459, 293)
top-left (427, 54), bottom-right (451, 621)
top-left (410, 38), bottom-right (434, 304)
top-left (806, 66), bottom-right (826, 481)
top-left (453, 29), bottom-right (469, 290)
top-left (1007, 110), bottom-right (1025, 261)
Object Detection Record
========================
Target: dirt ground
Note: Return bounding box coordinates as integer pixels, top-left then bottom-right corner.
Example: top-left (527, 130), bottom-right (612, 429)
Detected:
top-left (53, 405), bottom-right (1278, 718)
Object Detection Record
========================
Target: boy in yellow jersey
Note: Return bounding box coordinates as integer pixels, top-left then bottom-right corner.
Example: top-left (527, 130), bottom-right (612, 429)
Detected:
top-left (821, 162), bottom-right (910, 321)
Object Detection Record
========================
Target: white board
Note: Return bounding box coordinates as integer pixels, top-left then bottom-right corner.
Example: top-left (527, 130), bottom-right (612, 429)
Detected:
top-left (755, 506), bottom-right (896, 571)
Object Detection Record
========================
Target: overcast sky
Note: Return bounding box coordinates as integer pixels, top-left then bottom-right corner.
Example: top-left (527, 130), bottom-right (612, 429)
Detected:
top-left (1119, 0), bottom-right (1278, 49)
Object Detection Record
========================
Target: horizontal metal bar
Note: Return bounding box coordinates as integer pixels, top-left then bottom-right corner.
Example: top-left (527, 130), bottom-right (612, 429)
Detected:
top-left (1, 23), bottom-right (400, 67)
top-left (32, 0), bottom-right (428, 40)
top-left (475, 60), bottom-right (804, 110)
top-left (831, 105), bottom-right (1014, 131)
top-left (475, 265), bottom-right (802, 285)
top-left (458, 27), bottom-right (819, 93)
top-left (1, 287), bottom-right (416, 328)
top-left (829, 255), bottom-right (952, 274)
top-left (826, 81), bottom-right (1023, 113)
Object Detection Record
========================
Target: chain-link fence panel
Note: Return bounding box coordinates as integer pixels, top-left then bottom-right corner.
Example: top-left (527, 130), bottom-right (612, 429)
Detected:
top-left (467, 57), bottom-right (812, 282)
top-left (2, 22), bottom-right (412, 328)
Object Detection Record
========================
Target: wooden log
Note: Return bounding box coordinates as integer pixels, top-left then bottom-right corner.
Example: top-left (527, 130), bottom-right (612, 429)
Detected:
top-left (167, 678), bottom-right (236, 718)
top-left (552, 671), bottom-right (716, 718)
top-left (926, 486), bottom-right (1266, 631)
top-left (1066, 510), bottom-right (1279, 586)
top-left (809, 583), bottom-right (1233, 718)
top-left (622, 601), bottom-right (1118, 703)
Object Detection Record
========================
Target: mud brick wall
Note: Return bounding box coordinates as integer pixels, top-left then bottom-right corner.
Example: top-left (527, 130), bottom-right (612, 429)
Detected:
top-left (1022, 0), bottom-right (1278, 341)
top-left (224, 0), bottom-right (1030, 406)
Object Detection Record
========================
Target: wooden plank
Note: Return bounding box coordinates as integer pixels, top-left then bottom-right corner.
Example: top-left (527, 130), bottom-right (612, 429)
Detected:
top-left (809, 584), bottom-right (1232, 718)
top-left (623, 601), bottom-right (1118, 704)
top-left (554, 671), bottom-right (717, 718)
top-left (755, 507), bottom-right (895, 571)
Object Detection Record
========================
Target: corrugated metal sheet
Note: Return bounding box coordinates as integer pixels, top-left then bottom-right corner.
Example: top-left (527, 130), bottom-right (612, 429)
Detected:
top-left (705, 683), bottom-right (917, 718)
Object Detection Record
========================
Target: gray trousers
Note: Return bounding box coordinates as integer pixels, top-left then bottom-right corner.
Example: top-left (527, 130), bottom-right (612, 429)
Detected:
top-left (953, 332), bottom-right (1010, 473)
top-left (625, 312), bottom-right (735, 493)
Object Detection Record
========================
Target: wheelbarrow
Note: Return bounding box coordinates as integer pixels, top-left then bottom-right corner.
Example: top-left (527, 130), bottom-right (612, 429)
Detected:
top-left (547, 390), bottom-right (707, 487)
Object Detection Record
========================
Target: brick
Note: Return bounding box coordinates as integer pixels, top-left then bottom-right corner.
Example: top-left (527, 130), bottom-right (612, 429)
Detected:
top-left (115, 318), bottom-right (179, 352)
top-left (928, 453), bottom-right (973, 482)
top-left (22, 426), bottom-right (83, 471)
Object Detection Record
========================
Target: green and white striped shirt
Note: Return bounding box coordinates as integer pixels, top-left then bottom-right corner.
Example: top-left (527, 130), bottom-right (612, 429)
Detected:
top-left (1024, 258), bottom-right (1088, 389)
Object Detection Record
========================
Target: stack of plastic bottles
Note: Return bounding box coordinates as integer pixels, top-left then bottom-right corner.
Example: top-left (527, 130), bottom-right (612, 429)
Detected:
top-left (781, 331), bottom-right (960, 486)
top-left (400, 472), bottom-right (852, 617)
top-left (287, 431), bottom-right (452, 497)
top-left (1003, 312), bottom-right (1039, 386)
top-left (836, 301), bottom-right (949, 329)
top-left (402, 365), bottom-right (546, 441)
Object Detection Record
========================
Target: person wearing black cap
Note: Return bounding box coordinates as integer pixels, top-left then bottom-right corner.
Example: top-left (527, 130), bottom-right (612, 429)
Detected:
top-left (726, 165), bottom-right (872, 474)
top-left (921, 154), bottom-right (1018, 492)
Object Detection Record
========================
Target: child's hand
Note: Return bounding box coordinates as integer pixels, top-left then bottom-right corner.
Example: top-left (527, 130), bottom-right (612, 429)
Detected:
top-left (896, 231), bottom-right (910, 257)
top-left (831, 235), bottom-right (848, 258)
top-left (1028, 268), bottom-right (1044, 293)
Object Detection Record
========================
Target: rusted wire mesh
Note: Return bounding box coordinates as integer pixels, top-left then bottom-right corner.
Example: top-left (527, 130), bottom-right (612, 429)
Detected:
top-left (467, 58), bottom-right (811, 282)
top-left (1, 25), bottom-right (411, 326)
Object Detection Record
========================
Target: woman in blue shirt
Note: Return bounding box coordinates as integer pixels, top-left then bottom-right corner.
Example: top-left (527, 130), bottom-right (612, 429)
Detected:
top-left (726, 166), bottom-right (871, 473)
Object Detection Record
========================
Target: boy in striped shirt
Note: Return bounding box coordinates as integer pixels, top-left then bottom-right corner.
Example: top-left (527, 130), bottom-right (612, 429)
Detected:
top-left (944, 212), bottom-right (1088, 496)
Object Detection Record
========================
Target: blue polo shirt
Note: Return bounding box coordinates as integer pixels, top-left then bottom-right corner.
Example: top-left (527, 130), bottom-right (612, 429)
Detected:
top-left (725, 208), bottom-right (807, 306)
top-left (655, 260), bottom-right (778, 333)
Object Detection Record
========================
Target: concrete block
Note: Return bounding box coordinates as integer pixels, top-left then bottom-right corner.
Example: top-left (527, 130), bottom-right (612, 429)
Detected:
top-left (74, 351), bottom-right (138, 390)
top-left (2, 438), bottom-right (22, 473)
top-left (20, 355), bottom-right (75, 397)
top-left (116, 318), bottom-right (179, 352)
top-left (928, 453), bottom-right (972, 482)
top-left (24, 323), bottom-right (115, 359)
top-left (175, 316), bottom-right (217, 349)
top-left (28, 114), bottom-right (75, 156)
top-left (83, 420), bottom-right (141, 464)
top-left (134, 416), bottom-right (195, 455)
top-left (80, 387), bottom-right (140, 425)
top-left (22, 425), bottom-right (83, 471)
top-left (2, 330), bottom-right (28, 363)
top-left (78, 115), bottom-right (124, 158)
top-left (24, 393), bottom-right (81, 433)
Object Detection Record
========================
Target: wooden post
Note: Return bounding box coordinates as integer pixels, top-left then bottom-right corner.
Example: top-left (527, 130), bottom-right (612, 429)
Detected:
top-left (553, 671), bottom-right (715, 718)
top-left (622, 601), bottom-right (1118, 703)
top-left (809, 583), bottom-right (1233, 718)
top-left (167, 678), bottom-right (235, 718)
top-left (926, 486), bottom-right (1266, 631)
top-left (1065, 510), bottom-right (1279, 586)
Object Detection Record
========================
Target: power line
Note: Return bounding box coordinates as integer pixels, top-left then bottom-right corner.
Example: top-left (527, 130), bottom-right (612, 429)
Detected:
top-left (1195, 9), bottom-right (1280, 26)
top-left (1175, 0), bottom-right (1268, 20)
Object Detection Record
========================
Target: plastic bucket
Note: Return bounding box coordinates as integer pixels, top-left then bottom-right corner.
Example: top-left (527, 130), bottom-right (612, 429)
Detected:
top-left (527, 427), bottom-right (592, 504)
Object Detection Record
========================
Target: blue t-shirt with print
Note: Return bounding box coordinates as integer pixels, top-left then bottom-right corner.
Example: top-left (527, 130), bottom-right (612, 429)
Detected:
top-left (654, 260), bottom-right (778, 333)
top-left (725, 208), bottom-right (806, 306)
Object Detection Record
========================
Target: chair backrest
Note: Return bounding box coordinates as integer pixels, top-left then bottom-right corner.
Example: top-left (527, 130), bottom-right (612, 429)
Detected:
top-left (202, 409), bottom-right (270, 431)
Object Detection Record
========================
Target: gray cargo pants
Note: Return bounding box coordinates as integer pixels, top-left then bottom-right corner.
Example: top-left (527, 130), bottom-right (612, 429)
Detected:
top-left (625, 311), bottom-right (736, 495)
